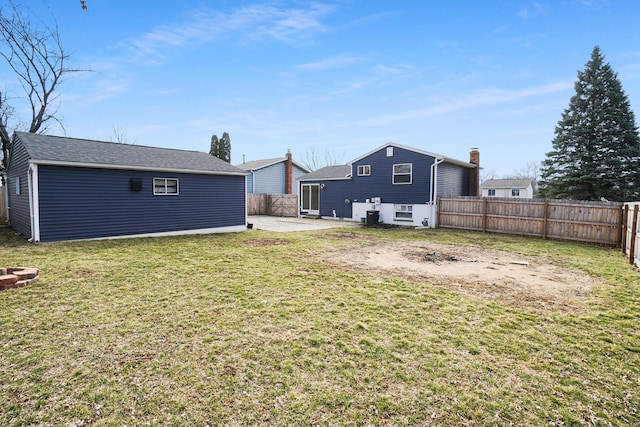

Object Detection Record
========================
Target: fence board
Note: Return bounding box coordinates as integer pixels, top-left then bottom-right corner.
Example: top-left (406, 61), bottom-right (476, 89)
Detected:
top-left (624, 202), bottom-right (640, 268)
top-left (247, 193), bottom-right (298, 217)
top-left (438, 197), bottom-right (623, 246)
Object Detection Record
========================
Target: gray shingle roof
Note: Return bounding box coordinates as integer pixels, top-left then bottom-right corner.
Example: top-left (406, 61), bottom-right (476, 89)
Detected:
top-left (235, 157), bottom-right (284, 170)
top-left (15, 132), bottom-right (247, 175)
top-left (481, 179), bottom-right (533, 189)
top-left (299, 165), bottom-right (351, 180)
top-left (235, 156), bottom-right (311, 173)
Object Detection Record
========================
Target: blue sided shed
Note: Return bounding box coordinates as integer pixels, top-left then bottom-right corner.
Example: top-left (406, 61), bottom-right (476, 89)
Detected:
top-left (4, 132), bottom-right (248, 242)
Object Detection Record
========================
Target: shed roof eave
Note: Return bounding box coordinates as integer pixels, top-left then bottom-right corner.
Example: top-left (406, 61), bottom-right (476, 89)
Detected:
top-left (28, 159), bottom-right (249, 176)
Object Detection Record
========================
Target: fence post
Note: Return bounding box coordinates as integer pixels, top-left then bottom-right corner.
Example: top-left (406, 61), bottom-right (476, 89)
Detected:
top-left (482, 198), bottom-right (488, 232)
top-left (543, 200), bottom-right (549, 240)
top-left (621, 204), bottom-right (629, 253)
top-left (630, 205), bottom-right (639, 265)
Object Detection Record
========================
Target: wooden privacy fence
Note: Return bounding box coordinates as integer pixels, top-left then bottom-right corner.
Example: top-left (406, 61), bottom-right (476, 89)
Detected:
top-left (622, 202), bottom-right (640, 268)
top-left (438, 197), bottom-right (623, 246)
top-left (247, 193), bottom-right (298, 217)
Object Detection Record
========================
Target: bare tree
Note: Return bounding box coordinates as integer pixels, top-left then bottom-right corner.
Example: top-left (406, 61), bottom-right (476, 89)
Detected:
top-left (503, 161), bottom-right (539, 182)
top-left (0, 2), bottom-right (84, 179)
top-left (301, 147), bottom-right (345, 171)
top-left (480, 168), bottom-right (497, 184)
top-left (107, 124), bottom-right (137, 144)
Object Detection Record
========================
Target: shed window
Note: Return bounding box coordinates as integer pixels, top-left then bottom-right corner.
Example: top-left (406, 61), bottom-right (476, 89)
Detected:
top-left (488, 189), bottom-right (496, 196)
top-left (15, 177), bottom-right (20, 195)
top-left (395, 204), bottom-right (413, 221)
top-left (357, 165), bottom-right (371, 176)
top-left (393, 163), bottom-right (412, 184)
top-left (153, 178), bottom-right (179, 195)
top-left (511, 189), bottom-right (520, 197)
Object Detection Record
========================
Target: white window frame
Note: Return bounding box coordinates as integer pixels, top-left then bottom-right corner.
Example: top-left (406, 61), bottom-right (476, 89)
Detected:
top-left (393, 163), bottom-right (412, 184)
top-left (15, 177), bottom-right (21, 195)
top-left (511, 189), bottom-right (520, 197)
top-left (153, 178), bottom-right (179, 195)
top-left (488, 189), bottom-right (496, 197)
top-left (357, 165), bottom-right (371, 176)
top-left (394, 204), bottom-right (413, 221)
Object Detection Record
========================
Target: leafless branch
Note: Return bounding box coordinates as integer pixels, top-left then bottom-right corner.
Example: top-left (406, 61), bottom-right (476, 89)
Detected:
top-left (0, 2), bottom-right (86, 174)
top-left (301, 147), bottom-right (345, 171)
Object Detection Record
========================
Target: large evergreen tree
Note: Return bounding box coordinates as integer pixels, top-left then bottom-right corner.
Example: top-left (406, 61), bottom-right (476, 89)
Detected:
top-left (219, 132), bottom-right (231, 163)
top-left (538, 46), bottom-right (640, 201)
top-left (209, 134), bottom-right (219, 157)
top-left (209, 132), bottom-right (231, 163)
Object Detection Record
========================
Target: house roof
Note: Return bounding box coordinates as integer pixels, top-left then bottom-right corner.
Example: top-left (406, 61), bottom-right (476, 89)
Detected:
top-left (236, 157), bottom-right (283, 170)
top-left (298, 165), bottom-right (352, 181)
top-left (481, 179), bottom-right (534, 189)
top-left (235, 156), bottom-right (311, 173)
top-left (350, 142), bottom-right (476, 169)
top-left (13, 132), bottom-right (247, 176)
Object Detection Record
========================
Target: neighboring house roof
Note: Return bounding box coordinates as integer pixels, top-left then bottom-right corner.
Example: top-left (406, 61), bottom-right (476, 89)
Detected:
top-left (299, 165), bottom-right (352, 180)
top-left (235, 157), bottom-right (311, 173)
top-left (481, 179), bottom-right (534, 189)
top-left (350, 142), bottom-right (476, 169)
top-left (13, 132), bottom-right (247, 176)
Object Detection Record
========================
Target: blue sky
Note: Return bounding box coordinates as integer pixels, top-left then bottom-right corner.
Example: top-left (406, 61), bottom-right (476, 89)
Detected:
top-left (7, 0), bottom-right (640, 176)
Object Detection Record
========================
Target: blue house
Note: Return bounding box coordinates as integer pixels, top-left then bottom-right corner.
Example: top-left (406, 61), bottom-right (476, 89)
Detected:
top-left (298, 143), bottom-right (479, 227)
top-left (236, 150), bottom-right (310, 195)
top-left (5, 132), bottom-right (248, 242)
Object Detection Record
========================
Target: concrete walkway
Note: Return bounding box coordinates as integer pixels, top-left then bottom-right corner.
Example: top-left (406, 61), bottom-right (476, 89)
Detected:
top-left (247, 215), bottom-right (360, 232)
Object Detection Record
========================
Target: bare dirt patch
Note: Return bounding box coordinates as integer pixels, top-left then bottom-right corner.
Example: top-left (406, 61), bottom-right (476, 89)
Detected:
top-left (321, 241), bottom-right (603, 310)
top-left (242, 238), bottom-right (290, 247)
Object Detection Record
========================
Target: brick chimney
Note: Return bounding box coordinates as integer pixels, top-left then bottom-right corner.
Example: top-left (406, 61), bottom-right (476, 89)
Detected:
top-left (469, 148), bottom-right (480, 197)
top-left (285, 149), bottom-right (293, 194)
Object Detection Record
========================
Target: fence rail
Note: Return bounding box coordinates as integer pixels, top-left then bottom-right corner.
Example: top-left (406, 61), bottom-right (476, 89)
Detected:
top-left (247, 193), bottom-right (298, 217)
top-left (623, 202), bottom-right (640, 268)
top-left (438, 197), bottom-right (623, 246)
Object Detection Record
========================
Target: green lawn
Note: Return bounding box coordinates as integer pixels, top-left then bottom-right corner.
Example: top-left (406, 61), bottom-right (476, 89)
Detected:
top-left (0, 226), bottom-right (638, 426)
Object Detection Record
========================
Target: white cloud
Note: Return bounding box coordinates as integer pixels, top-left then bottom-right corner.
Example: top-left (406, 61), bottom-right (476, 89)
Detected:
top-left (517, 2), bottom-right (547, 20)
top-left (295, 55), bottom-right (365, 71)
top-left (123, 3), bottom-right (335, 63)
top-left (358, 81), bottom-right (573, 126)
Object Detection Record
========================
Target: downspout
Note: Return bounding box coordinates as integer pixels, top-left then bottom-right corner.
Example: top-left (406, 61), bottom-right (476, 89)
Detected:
top-left (244, 173), bottom-right (248, 227)
top-left (430, 158), bottom-right (445, 228)
top-left (28, 164), bottom-right (40, 242)
top-left (2, 172), bottom-right (8, 225)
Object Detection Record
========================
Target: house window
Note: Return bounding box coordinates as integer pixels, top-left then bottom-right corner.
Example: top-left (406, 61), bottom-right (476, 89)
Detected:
top-left (15, 177), bottom-right (20, 195)
top-left (393, 163), bottom-right (412, 184)
top-left (357, 165), bottom-right (371, 176)
top-left (395, 204), bottom-right (413, 221)
top-left (511, 189), bottom-right (520, 197)
top-left (387, 147), bottom-right (394, 157)
top-left (153, 178), bottom-right (179, 195)
top-left (488, 189), bottom-right (496, 196)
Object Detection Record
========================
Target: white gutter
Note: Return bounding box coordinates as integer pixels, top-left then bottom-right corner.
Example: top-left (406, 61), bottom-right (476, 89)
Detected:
top-left (429, 158), bottom-right (445, 228)
top-left (30, 160), bottom-right (249, 177)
